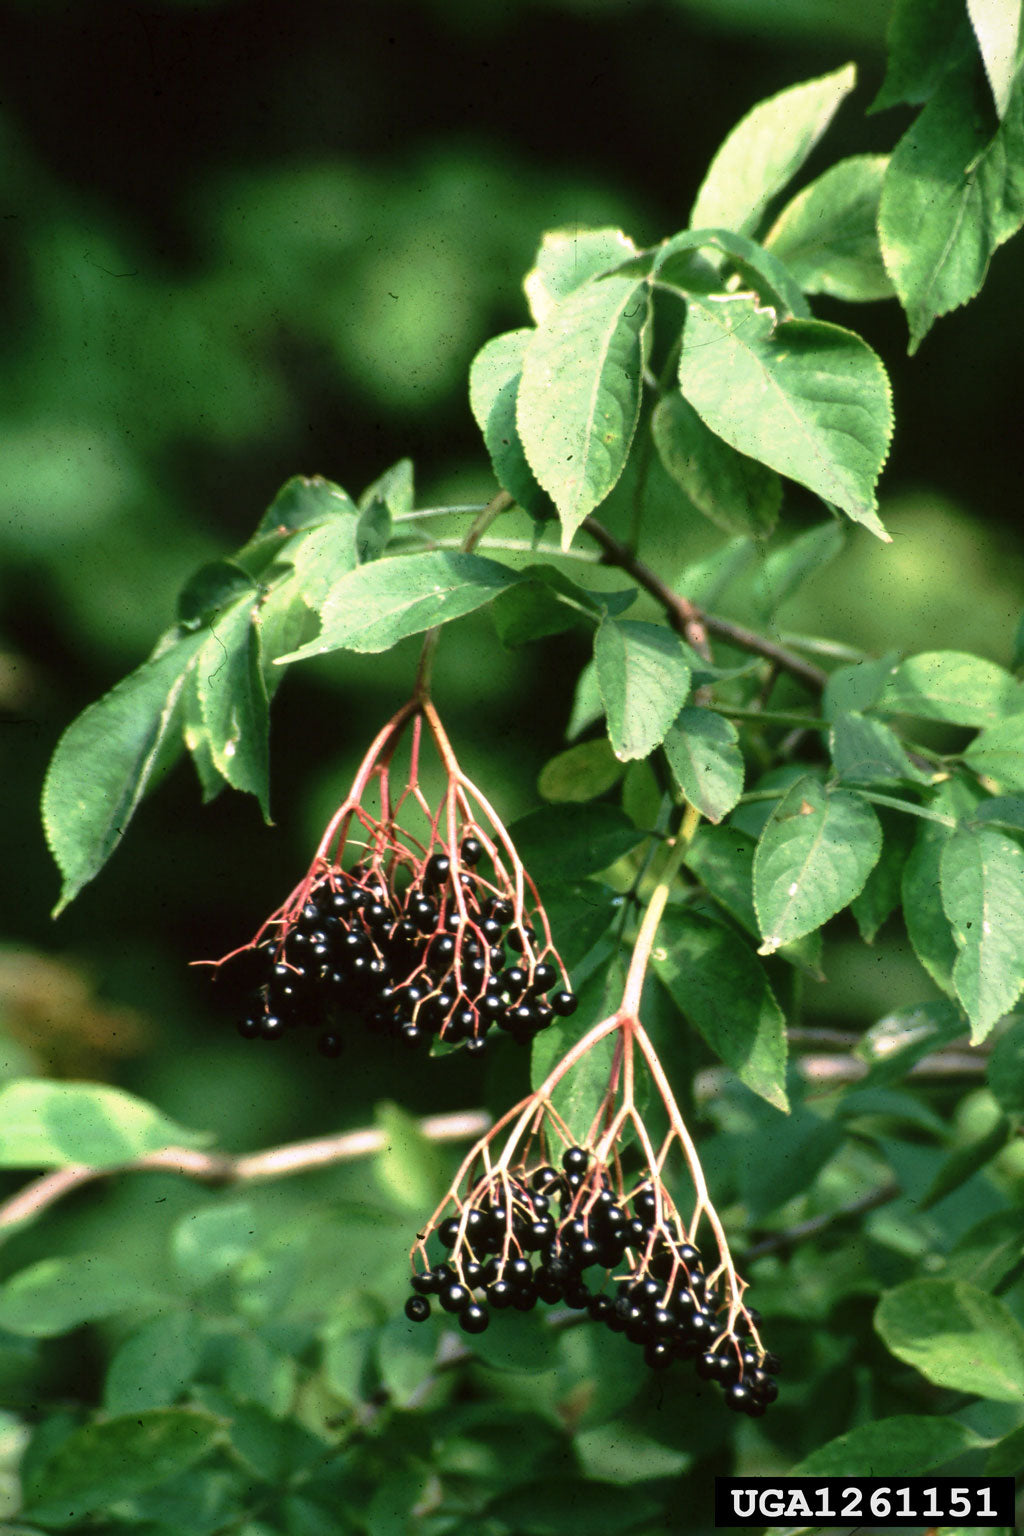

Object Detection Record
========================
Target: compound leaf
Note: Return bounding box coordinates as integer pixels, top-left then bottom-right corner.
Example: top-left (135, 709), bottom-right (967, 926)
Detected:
top-left (679, 296), bottom-right (893, 539)
top-left (277, 551), bottom-right (520, 659)
top-left (518, 275), bottom-right (650, 549)
top-left (594, 618), bottom-right (691, 761)
top-left (690, 64), bottom-right (857, 236)
top-left (940, 824), bottom-right (1024, 1041)
top-left (754, 776), bottom-right (882, 953)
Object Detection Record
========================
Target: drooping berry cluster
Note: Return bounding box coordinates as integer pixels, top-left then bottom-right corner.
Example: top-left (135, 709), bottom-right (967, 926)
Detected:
top-left (406, 1145), bottom-right (778, 1416)
top-left (234, 840), bottom-right (577, 1057)
top-left (209, 700), bottom-right (576, 1057)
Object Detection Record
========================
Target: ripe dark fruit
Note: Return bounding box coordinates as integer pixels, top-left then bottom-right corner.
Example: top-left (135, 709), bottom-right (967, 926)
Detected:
top-left (405, 1295), bottom-right (431, 1322)
top-left (460, 835), bottom-right (483, 866)
top-left (551, 990), bottom-right (578, 1017)
top-left (562, 1146), bottom-right (589, 1175)
top-left (439, 1281), bottom-right (471, 1313)
top-left (459, 1302), bottom-right (490, 1334)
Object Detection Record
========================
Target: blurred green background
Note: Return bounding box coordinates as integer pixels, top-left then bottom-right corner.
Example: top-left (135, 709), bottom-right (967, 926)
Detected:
top-left (2, 0), bottom-right (1022, 1152)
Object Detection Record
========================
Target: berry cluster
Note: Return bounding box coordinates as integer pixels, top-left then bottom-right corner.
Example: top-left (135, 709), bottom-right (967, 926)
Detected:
top-left (233, 835), bottom-right (576, 1058)
top-left (405, 1145), bottom-right (778, 1416)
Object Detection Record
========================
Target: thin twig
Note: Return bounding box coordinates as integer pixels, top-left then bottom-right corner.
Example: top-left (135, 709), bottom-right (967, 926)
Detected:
top-left (0, 1109), bottom-right (492, 1233)
top-left (581, 516), bottom-right (828, 692)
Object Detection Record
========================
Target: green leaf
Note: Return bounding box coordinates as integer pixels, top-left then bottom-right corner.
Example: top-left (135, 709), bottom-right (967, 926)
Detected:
top-left (567, 657), bottom-right (605, 740)
top-left (196, 596), bottom-right (270, 820)
top-left (965, 713), bottom-right (1024, 791)
top-left (491, 562), bottom-right (634, 648)
top-left (920, 1114), bottom-right (1012, 1208)
top-left (689, 64), bottom-right (857, 236)
top-left (22, 1408), bottom-right (223, 1526)
top-left (989, 1014), bottom-right (1024, 1117)
top-left (277, 551), bottom-right (520, 660)
top-left (944, 1208), bottom-right (1024, 1290)
top-left (469, 329), bottom-right (553, 520)
top-left (941, 825), bottom-right (1024, 1040)
top-left (968, 0), bottom-right (1022, 119)
top-left (831, 710), bottom-right (931, 785)
top-left (536, 880), bottom-right (622, 971)
top-left (104, 1310), bottom-right (202, 1414)
top-left (855, 999), bottom-right (965, 1088)
top-left (975, 794), bottom-right (1024, 831)
top-left (594, 618), bottom-right (691, 761)
top-left (684, 823), bottom-right (759, 933)
top-left (374, 1101), bottom-right (449, 1213)
top-left (358, 457), bottom-right (413, 519)
top-left (792, 1415), bottom-right (983, 1476)
top-left (538, 738), bottom-right (624, 803)
top-left (653, 226), bottom-right (811, 318)
top-left (650, 392), bottom-right (781, 538)
top-left (654, 910), bottom-right (788, 1111)
top-left (42, 629), bottom-right (205, 913)
top-left (764, 155), bottom-right (895, 301)
top-left (531, 959), bottom-right (626, 1147)
top-left (754, 777), bottom-right (883, 953)
top-left (879, 61), bottom-right (1024, 351)
top-left (752, 520), bottom-right (846, 621)
top-left (0, 1078), bottom-right (206, 1169)
top-left (875, 1277), bottom-right (1024, 1401)
top-left (663, 707), bottom-right (744, 823)
top-left (256, 475), bottom-right (357, 539)
top-left (485, 1477), bottom-right (658, 1536)
top-left (987, 1422), bottom-right (1024, 1476)
top-left (824, 652), bottom-right (896, 719)
top-left (517, 275), bottom-right (650, 549)
top-left (268, 517), bottom-right (361, 617)
top-left (172, 1201), bottom-right (260, 1287)
top-left (902, 817), bottom-right (959, 995)
top-left (523, 227), bottom-right (638, 324)
top-left (874, 0), bottom-right (975, 111)
top-left (509, 803), bottom-right (647, 883)
top-left (0, 1254), bottom-right (157, 1337)
top-left (679, 296), bottom-right (893, 539)
top-left (877, 650), bottom-right (1023, 726)
top-left (178, 560), bottom-right (256, 628)
top-left (850, 811), bottom-right (916, 941)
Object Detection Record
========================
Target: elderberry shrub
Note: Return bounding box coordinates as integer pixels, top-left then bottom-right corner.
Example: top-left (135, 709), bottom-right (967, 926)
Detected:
top-left (231, 846), bottom-right (576, 1058)
top-left (406, 1146), bottom-right (778, 1416)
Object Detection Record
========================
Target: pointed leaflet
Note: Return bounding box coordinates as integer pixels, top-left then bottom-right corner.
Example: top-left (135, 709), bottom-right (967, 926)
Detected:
top-left (902, 818), bottom-right (959, 997)
top-left (663, 707), bottom-right (744, 823)
top-left (876, 1277), bottom-right (1024, 1402)
top-left (876, 650), bottom-right (1023, 726)
top-left (517, 275), bottom-right (650, 549)
top-left (0, 1078), bottom-right (206, 1169)
top-left (678, 295), bottom-right (893, 539)
top-left (196, 594), bottom-right (270, 820)
top-left (830, 711), bottom-right (931, 785)
top-left (469, 330), bottom-right (553, 520)
top-left (754, 776), bottom-right (882, 953)
top-left (793, 1417), bottom-right (983, 1477)
top-left (851, 811), bottom-right (916, 942)
top-left (689, 65), bottom-right (857, 236)
top-left (968, 0), bottom-right (1022, 119)
top-left (277, 551), bottom-right (520, 659)
top-left (42, 629), bottom-right (206, 914)
top-left (964, 713), bottom-right (1024, 791)
top-left (650, 392), bottom-right (781, 538)
top-left (491, 563), bottom-right (634, 648)
top-left (765, 156), bottom-right (895, 302)
top-left (940, 824), bottom-right (1024, 1041)
top-left (873, 0), bottom-right (975, 111)
top-left (879, 60), bottom-right (1024, 352)
top-left (594, 618), bottom-right (691, 762)
top-left (523, 228), bottom-right (638, 324)
top-left (654, 910), bottom-right (788, 1111)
